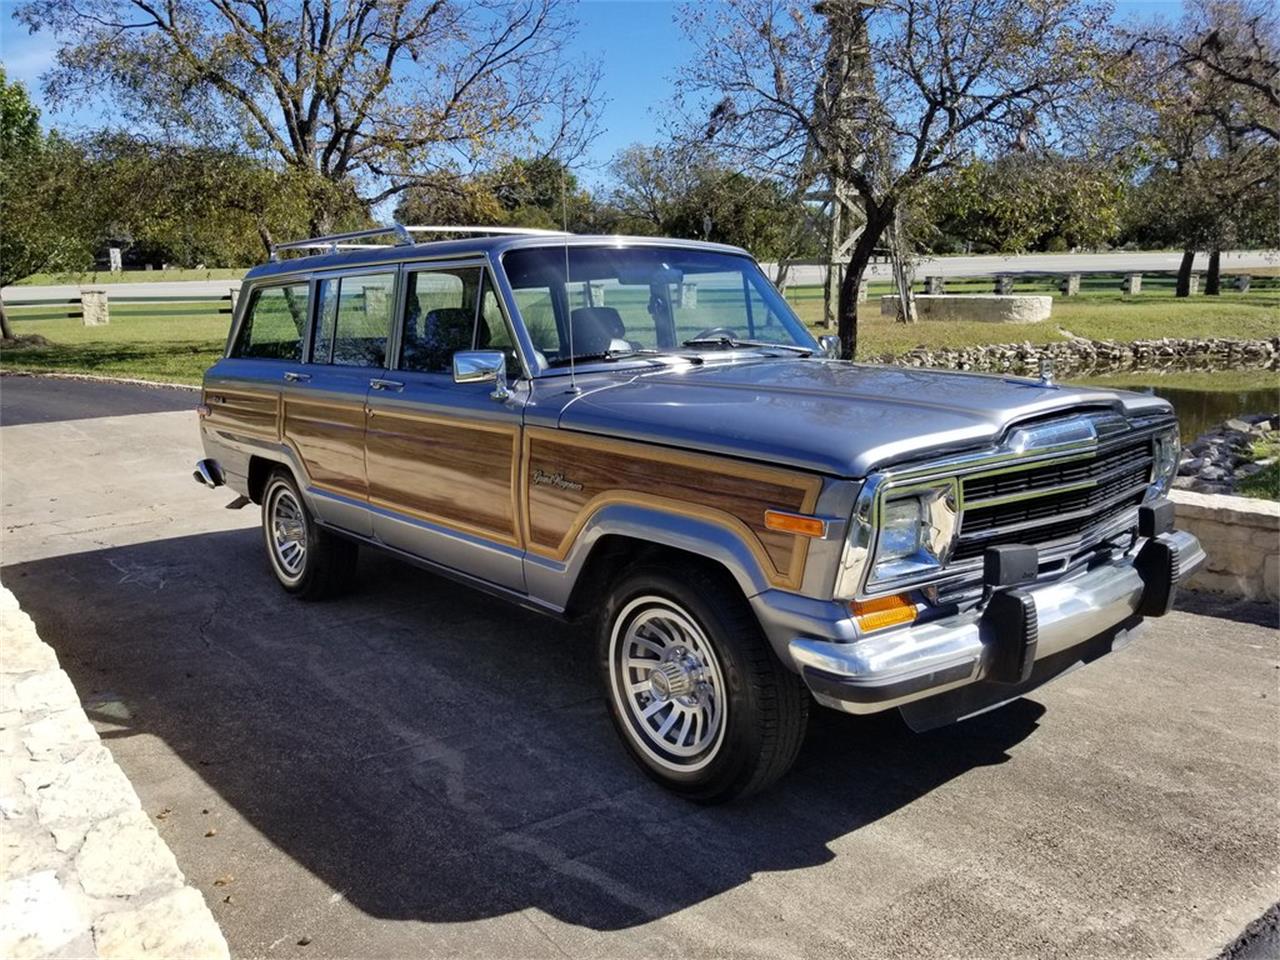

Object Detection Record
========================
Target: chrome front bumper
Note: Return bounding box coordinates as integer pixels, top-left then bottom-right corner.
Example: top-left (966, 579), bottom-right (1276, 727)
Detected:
top-left (789, 530), bottom-right (1206, 715)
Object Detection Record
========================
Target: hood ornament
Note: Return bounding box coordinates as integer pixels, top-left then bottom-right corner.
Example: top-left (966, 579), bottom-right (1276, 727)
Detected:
top-left (1037, 356), bottom-right (1056, 387)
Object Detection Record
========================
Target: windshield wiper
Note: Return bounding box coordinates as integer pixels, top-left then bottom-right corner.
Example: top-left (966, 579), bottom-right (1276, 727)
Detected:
top-left (546, 347), bottom-right (683, 367)
top-left (681, 336), bottom-right (812, 356)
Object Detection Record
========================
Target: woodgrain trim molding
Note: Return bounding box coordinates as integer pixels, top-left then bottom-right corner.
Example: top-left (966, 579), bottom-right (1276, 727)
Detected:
top-left (363, 406), bottom-right (525, 547)
top-left (520, 426), bottom-right (822, 591)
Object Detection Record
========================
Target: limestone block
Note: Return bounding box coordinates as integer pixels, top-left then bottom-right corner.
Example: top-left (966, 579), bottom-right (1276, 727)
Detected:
top-left (880, 294), bottom-right (1052, 324)
top-left (1061, 273), bottom-right (1081, 296)
top-left (14, 670), bottom-right (79, 715)
top-left (22, 709), bottom-right (100, 762)
top-left (94, 888), bottom-right (229, 960)
top-left (22, 744), bottom-right (139, 835)
top-left (80, 287), bottom-right (109, 326)
top-left (1122, 273), bottom-right (1142, 295)
top-left (75, 810), bottom-right (184, 899)
top-left (0, 870), bottom-right (88, 960)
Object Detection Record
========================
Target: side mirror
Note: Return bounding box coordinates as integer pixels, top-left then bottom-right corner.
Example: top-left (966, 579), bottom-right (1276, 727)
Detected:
top-left (818, 335), bottom-right (841, 360)
top-left (453, 350), bottom-right (511, 401)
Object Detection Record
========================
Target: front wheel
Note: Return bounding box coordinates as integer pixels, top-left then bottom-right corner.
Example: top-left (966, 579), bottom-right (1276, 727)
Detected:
top-left (261, 468), bottom-right (357, 600)
top-left (599, 563), bottom-right (809, 802)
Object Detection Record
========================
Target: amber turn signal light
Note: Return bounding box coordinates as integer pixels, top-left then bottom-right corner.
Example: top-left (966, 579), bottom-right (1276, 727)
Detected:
top-left (763, 509), bottom-right (826, 538)
top-left (850, 594), bottom-right (918, 633)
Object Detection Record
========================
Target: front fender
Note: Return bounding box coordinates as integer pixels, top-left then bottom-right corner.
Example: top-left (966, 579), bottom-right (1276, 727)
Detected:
top-left (524, 501), bottom-right (775, 610)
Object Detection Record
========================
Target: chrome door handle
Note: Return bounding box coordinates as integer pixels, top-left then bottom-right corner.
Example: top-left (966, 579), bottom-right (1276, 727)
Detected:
top-left (369, 378), bottom-right (404, 391)
top-left (283, 371), bottom-right (311, 383)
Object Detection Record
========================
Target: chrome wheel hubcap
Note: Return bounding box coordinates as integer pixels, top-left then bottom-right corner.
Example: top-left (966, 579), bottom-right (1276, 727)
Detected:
top-left (268, 486), bottom-right (307, 579)
top-left (609, 597), bottom-right (726, 772)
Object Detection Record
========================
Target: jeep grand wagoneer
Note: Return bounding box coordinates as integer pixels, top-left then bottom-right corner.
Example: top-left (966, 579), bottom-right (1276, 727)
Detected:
top-left (195, 225), bottom-right (1204, 801)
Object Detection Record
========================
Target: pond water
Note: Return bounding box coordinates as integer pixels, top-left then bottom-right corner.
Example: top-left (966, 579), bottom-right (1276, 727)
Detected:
top-left (1069, 374), bottom-right (1279, 441)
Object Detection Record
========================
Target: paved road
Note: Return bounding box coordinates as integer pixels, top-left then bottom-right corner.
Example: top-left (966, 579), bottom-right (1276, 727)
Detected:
top-left (2, 280), bottom-right (240, 304)
top-left (0, 375), bottom-right (196, 427)
top-left (1, 377), bottom-right (1277, 959)
top-left (5, 250), bottom-right (1278, 303)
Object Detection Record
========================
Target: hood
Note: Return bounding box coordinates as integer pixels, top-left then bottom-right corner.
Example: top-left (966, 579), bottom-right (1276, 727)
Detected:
top-left (556, 359), bottom-right (1172, 477)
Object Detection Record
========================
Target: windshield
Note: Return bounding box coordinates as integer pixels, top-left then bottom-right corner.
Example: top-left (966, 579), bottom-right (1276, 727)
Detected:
top-left (501, 245), bottom-right (816, 367)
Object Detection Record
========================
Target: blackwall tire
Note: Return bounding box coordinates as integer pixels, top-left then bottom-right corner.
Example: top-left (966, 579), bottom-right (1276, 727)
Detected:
top-left (261, 468), bottom-right (357, 600)
top-left (599, 562), bottom-right (809, 803)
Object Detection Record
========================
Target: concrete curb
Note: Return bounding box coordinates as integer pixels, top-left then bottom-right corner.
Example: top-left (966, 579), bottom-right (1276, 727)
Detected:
top-left (0, 371), bottom-right (200, 392)
top-left (0, 584), bottom-right (229, 959)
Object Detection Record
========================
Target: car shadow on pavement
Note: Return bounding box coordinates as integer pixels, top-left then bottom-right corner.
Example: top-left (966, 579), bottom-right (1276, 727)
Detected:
top-left (4, 529), bottom-right (1045, 931)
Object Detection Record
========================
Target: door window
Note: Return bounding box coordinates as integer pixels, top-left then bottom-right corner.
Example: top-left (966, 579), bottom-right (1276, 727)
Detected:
top-left (233, 283), bottom-right (310, 361)
top-left (400, 267), bottom-right (483, 373)
top-left (331, 273), bottom-right (396, 367)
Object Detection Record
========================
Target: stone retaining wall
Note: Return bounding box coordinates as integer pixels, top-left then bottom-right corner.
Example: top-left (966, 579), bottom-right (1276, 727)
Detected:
top-left (0, 584), bottom-right (228, 960)
top-left (1170, 491), bottom-right (1279, 603)
top-left (872, 335), bottom-right (1279, 376)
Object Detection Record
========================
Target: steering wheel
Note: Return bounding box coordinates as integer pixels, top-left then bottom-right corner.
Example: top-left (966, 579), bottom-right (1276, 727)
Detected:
top-left (690, 326), bottom-right (740, 341)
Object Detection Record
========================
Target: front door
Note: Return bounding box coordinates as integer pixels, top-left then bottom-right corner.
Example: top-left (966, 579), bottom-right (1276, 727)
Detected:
top-left (364, 262), bottom-right (526, 591)
top-left (282, 269), bottom-right (398, 537)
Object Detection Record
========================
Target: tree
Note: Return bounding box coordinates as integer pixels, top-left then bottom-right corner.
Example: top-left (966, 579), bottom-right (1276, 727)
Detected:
top-left (0, 69), bottom-right (100, 339)
top-left (1114, 0), bottom-right (1279, 295)
top-left (83, 135), bottom-right (367, 265)
top-left (676, 0), bottom-right (1116, 357)
top-left (16, 0), bottom-right (601, 240)
top-left (608, 143), bottom-right (821, 261)
top-left (392, 156), bottom-right (597, 231)
top-left (919, 154), bottom-right (1127, 254)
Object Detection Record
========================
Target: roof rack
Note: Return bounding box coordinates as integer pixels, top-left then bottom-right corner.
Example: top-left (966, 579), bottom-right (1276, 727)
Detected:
top-left (269, 223), bottom-right (569, 260)
top-left (402, 225), bottom-right (569, 238)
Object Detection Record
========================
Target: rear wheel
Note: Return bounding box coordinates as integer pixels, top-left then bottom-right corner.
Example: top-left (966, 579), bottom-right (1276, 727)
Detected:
top-left (261, 468), bottom-right (357, 600)
top-left (599, 562), bottom-right (809, 802)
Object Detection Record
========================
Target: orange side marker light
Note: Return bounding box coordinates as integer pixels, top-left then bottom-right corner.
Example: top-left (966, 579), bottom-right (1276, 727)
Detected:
top-left (850, 594), bottom-right (918, 632)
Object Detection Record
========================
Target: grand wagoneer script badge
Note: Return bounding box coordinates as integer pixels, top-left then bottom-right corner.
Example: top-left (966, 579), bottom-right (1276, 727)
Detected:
top-left (532, 469), bottom-right (584, 492)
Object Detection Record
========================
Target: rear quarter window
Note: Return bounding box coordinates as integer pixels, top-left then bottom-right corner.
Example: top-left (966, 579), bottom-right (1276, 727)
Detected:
top-left (233, 283), bottom-right (310, 361)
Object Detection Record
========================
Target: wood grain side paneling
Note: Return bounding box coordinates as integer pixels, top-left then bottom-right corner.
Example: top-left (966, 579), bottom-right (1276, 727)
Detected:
top-left (283, 396), bottom-right (368, 499)
top-left (522, 428), bottom-right (822, 590)
top-left (204, 388), bottom-right (278, 440)
top-left (365, 410), bottom-right (522, 546)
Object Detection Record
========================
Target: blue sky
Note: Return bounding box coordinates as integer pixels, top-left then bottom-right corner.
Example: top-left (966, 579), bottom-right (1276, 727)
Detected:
top-left (1, 0), bottom-right (1180, 187)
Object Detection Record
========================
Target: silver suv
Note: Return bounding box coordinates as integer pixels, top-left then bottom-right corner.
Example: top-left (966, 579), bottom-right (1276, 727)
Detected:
top-left (194, 225), bottom-right (1205, 802)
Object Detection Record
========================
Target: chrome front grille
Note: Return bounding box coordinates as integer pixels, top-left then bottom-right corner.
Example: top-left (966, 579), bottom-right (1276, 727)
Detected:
top-left (953, 436), bottom-right (1153, 562)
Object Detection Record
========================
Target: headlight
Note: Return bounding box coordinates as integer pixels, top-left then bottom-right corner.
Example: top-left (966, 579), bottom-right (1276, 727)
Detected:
top-left (836, 479), bottom-right (960, 597)
top-left (1148, 428), bottom-right (1180, 500)
top-left (870, 483), bottom-right (960, 583)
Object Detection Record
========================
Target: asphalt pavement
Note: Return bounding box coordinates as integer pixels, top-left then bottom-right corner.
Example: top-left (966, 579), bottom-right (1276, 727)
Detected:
top-left (1, 375), bottom-right (1277, 959)
top-left (0, 374), bottom-right (197, 426)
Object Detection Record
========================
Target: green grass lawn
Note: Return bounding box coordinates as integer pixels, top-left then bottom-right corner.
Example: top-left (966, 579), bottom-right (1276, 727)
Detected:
top-left (2, 308), bottom-right (229, 384)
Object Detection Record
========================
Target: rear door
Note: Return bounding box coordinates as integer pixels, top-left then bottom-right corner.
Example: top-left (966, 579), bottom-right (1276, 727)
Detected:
top-left (364, 260), bottom-right (527, 591)
top-left (281, 269), bottom-right (398, 537)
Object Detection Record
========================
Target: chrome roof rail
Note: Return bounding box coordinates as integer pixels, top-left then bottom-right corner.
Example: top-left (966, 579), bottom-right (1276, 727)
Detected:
top-left (269, 223), bottom-right (571, 260)
top-left (270, 225), bottom-right (414, 261)
top-left (402, 225), bottom-right (570, 238)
